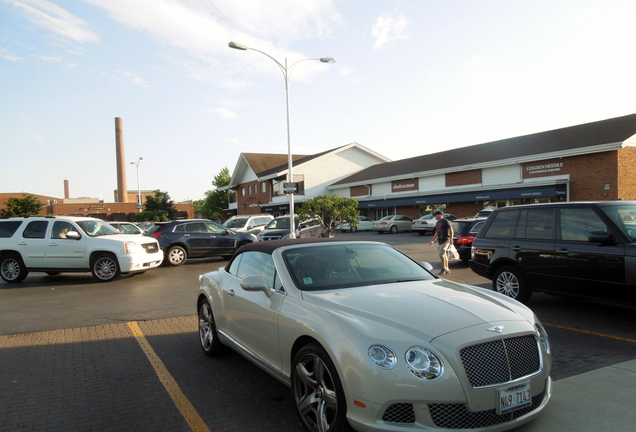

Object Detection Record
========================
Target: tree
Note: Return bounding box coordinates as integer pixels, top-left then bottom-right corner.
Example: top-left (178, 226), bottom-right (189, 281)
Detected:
top-left (297, 195), bottom-right (359, 237)
top-left (196, 167), bottom-right (231, 221)
top-left (0, 194), bottom-right (45, 218)
top-left (135, 191), bottom-right (176, 222)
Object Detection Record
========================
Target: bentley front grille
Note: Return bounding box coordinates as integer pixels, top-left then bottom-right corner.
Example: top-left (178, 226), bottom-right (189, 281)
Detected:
top-left (460, 335), bottom-right (541, 388)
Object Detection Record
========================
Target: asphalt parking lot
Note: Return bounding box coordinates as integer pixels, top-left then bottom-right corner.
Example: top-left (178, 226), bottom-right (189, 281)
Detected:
top-left (2, 230), bottom-right (636, 432)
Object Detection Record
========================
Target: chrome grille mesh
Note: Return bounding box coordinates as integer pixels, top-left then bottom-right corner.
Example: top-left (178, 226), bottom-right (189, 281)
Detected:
top-left (382, 403), bottom-right (415, 423)
top-left (460, 335), bottom-right (540, 388)
top-left (429, 387), bottom-right (547, 429)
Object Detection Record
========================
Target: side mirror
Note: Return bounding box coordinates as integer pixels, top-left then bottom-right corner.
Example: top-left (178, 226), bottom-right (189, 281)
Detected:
top-left (420, 262), bottom-right (434, 271)
top-left (66, 231), bottom-right (81, 240)
top-left (588, 231), bottom-right (616, 245)
top-left (240, 275), bottom-right (273, 297)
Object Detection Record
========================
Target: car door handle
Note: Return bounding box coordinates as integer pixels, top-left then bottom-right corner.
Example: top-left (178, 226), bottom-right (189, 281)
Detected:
top-left (510, 246), bottom-right (522, 252)
top-left (183, 234), bottom-right (190, 237)
top-left (226, 289), bottom-right (235, 296)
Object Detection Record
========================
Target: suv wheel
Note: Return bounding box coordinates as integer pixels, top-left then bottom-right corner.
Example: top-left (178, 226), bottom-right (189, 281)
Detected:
top-left (91, 253), bottom-right (121, 282)
top-left (0, 254), bottom-right (29, 283)
top-left (389, 225), bottom-right (398, 234)
top-left (166, 246), bottom-right (187, 266)
top-left (493, 266), bottom-right (532, 304)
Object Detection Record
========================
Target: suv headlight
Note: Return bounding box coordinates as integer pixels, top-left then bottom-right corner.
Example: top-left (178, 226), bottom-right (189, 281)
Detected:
top-left (405, 346), bottom-right (444, 381)
top-left (123, 241), bottom-right (138, 254)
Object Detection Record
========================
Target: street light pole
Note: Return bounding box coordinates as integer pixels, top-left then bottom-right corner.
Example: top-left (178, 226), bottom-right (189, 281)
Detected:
top-left (130, 157), bottom-right (143, 212)
top-left (228, 41), bottom-right (335, 237)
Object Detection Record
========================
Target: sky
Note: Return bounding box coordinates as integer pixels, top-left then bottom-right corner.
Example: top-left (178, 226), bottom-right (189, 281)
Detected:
top-left (2, 0), bottom-right (636, 203)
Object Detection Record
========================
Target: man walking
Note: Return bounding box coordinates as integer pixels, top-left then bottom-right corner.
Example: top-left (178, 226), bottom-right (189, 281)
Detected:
top-left (428, 211), bottom-right (453, 275)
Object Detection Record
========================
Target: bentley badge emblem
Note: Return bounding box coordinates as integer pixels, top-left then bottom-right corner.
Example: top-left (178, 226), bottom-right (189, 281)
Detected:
top-left (487, 326), bottom-right (504, 333)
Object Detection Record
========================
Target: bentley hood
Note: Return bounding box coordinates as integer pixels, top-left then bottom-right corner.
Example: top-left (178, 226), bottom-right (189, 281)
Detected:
top-left (301, 279), bottom-right (533, 342)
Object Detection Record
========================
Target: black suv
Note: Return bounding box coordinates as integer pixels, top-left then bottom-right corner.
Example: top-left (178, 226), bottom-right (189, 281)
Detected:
top-left (470, 201), bottom-right (636, 304)
top-left (450, 217), bottom-right (487, 261)
top-left (144, 219), bottom-right (257, 266)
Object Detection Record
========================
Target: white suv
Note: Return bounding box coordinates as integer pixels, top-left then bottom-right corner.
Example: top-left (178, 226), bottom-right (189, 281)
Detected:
top-left (223, 214), bottom-right (274, 235)
top-left (0, 216), bottom-right (164, 283)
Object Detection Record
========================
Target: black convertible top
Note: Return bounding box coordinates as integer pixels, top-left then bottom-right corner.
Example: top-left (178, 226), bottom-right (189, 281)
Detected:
top-left (235, 237), bottom-right (352, 256)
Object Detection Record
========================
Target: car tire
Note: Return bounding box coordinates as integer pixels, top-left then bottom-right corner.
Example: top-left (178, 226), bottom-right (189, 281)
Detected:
top-left (389, 225), bottom-right (398, 234)
top-left (292, 343), bottom-right (351, 432)
top-left (91, 253), bottom-right (120, 282)
top-left (198, 299), bottom-right (226, 357)
top-left (0, 254), bottom-right (29, 283)
top-left (166, 246), bottom-right (187, 266)
top-left (493, 266), bottom-right (532, 304)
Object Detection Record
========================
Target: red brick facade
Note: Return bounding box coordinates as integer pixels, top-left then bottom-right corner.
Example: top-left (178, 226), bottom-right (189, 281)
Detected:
top-left (351, 185), bottom-right (371, 197)
top-left (446, 169), bottom-right (482, 187)
top-left (236, 180), bottom-right (272, 215)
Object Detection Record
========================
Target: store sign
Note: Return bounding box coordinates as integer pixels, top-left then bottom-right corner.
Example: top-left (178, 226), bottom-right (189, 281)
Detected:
top-left (526, 162), bottom-right (564, 175)
top-left (392, 179), bottom-right (418, 192)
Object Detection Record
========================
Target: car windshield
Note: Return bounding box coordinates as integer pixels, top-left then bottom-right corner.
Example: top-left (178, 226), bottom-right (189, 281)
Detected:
top-left (224, 218), bottom-right (247, 228)
top-left (266, 217), bottom-right (296, 230)
top-left (76, 220), bottom-right (120, 237)
top-left (600, 204), bottom-right (636, 241)
top-left (283, 243), bottom-right (434, 291)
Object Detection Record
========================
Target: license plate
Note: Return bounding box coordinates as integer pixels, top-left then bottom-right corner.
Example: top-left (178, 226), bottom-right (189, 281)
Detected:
top-left (497, 381), bottom-right (532, 414)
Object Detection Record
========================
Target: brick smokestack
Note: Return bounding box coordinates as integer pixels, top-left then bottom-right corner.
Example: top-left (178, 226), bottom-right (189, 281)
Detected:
top-left (115, 117), bottom-right (127, 203)
top-left (64, 179), bottom-right (69, 199)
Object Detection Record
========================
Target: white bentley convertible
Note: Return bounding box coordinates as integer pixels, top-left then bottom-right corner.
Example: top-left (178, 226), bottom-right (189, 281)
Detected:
top-left (197, 239), bottom-right (552, 432)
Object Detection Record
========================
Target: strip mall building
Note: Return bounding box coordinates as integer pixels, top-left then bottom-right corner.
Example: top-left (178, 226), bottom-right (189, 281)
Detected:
top-left (226, 113), bottom-right (636, 219)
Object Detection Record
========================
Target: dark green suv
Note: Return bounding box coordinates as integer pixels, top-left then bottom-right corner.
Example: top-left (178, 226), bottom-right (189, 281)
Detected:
top-left (470, 201), bottom-right (636, 304)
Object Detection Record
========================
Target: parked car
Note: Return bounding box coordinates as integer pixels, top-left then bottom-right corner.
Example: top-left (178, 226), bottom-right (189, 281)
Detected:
top-left (197, 238), bottom-right (552, 432)
top-left (451, 217), bottom-right (487, 261)
top-left (223, 214), bottom-right (274, 235)
top-left (412, 213), bottom-right (457, 235)
top-left (136, 221), bottom-right (155, 232)
top-left (475, 208), bottom-right (495, 218)
top-left (470, 201), bottom-right (636, 304)
top-left (372, 215), bottom-right (413, 234)
top-left (143, 219), bottom-right (257, 266)
top-left (257, 216), bottom-right (325, 241)
top-left (338, 215), bottom-right (373, 232)
top-left (0, 216), bottom-right (163, 282)
top-left (109, 221), bottom-right (144, 235)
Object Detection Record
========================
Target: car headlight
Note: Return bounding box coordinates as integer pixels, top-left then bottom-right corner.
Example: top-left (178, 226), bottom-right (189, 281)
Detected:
top-left (123, 241), bottom-right (137, 254)
top-left (368, 345), bottom-right (398, 370)
top-left (535, 321), bottom-right (551, 354)
top-left (405, 346), bottom-right (444, 381)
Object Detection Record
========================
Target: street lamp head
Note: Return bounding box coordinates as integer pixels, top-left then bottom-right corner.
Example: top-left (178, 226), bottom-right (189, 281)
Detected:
top-left (320, 57), bottom-right (337, 63)
top-left (229, 41), bottom-right (248, 50)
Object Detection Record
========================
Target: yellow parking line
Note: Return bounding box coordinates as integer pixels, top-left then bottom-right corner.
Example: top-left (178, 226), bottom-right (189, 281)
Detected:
top-left (127, 321), bottom-right (211, 432)
top-left (543, 322), bottom-right (636, 344)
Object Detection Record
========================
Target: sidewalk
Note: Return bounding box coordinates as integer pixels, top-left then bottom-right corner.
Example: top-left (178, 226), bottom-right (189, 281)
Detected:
top-left (515, 359), bottom-right (636, 431)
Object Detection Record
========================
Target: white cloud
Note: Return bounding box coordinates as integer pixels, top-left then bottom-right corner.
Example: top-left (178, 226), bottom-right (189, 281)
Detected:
top-left (0, 47), bottom-right (23, 61)
top-left (6, 0), bottom-right (99, 43)
top-left (210, 107), bottom-right (237, 119)
top-left (372, 14), bottom-right (409, 50)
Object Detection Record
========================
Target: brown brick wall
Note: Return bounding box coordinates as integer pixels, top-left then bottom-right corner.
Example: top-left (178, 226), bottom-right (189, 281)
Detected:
top-left (524, 153), bottom-right (619, 201)
top-left (446, 169), bottom-right (482, 187)
top-left (445, 202), bottom-right (483, 218)
top-left (351, 185), bottom-right (371, 197)
top-left (618, 147), bottom-right (636, 200)
top-left (46, 202), bottom-right (193, 220)
top-left (237, 180), bottom-right (272, 215)
top-left (394, 206), bottom-right (420, 220)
